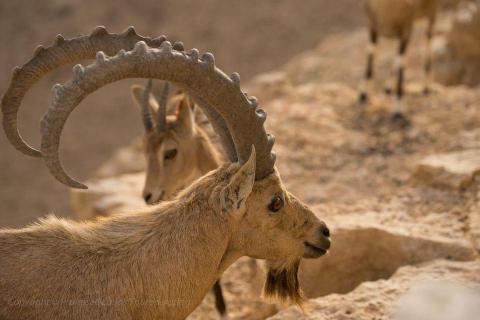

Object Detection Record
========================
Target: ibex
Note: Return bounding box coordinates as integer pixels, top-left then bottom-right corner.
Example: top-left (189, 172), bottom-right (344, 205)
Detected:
top-left (130, 81), bottom-right (223, 205)
top-left (131, 81), bottom-right (228, 317)
top-left (358, 0), bottom-right (437, 122)
top-left (0, 27), bottom-right (331, 320)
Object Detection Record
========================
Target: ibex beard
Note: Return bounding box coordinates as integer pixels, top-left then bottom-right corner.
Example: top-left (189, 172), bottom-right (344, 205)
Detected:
top-left (264, 260), bottom-right (303, 306)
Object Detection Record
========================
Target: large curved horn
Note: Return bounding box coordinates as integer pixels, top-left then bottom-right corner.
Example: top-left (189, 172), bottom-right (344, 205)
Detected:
top-left (40, 41), bottom-right (275, 189)
top-left (1, 26), bottom-right (172, 157)
top-left (156, 82), bottom-right (169, 133)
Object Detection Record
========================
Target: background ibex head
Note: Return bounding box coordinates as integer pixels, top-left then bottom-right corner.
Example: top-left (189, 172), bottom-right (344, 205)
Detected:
top-left (131, 81), bottom-right (221, 204)
top-left (1, 27), bottom-right (331, 305)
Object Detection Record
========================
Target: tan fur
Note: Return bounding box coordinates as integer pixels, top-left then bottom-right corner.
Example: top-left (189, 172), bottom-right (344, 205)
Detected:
top-left (366, 0), bottom-right (437, 40)
top-left (131, 86), bottom-right (223, 204)
top-left (0, 149), bottom-right (329, 320)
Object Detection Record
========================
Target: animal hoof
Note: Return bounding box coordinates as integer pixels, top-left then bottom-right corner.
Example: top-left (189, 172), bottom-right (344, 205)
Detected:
top-left (391, 112), bottom-right (411, 128)
top-left (384, 87), bottom-right (393, 95)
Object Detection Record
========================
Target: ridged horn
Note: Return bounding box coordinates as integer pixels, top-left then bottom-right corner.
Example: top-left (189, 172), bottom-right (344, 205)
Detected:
top-left (141, 79), bottom-right (154, 131)
top-left (156, 82), bottom-right (169, 133)
top-left (40, 41), bottom-right (275, 189)
top-left (1, 26), bottom-right (169, 157)
top-left (192, 97), bottom-right (238, 162)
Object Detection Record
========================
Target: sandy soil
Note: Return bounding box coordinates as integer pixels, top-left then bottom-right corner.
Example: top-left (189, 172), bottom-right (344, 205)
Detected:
top-left (0, 0), bottom-right (365, 227)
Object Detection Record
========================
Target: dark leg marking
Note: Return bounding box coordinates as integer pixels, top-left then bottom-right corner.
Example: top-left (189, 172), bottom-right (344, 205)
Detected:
top-left (359, 29), bottom-right (378, 104)
top-left (392, 38), bottom-right (411, 127)
top-left (395, 39), bottom-right (408, 105)
top-left (213, 280), bottom-right (227, 317)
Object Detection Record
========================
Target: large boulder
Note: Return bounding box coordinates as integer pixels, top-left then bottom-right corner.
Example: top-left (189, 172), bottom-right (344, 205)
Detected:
top-left (393, 279), bottom-right (480, 320)
top-left (299, 212), bottom-right (475, 299)
top-left (412, 149), bottom-right (480, 190)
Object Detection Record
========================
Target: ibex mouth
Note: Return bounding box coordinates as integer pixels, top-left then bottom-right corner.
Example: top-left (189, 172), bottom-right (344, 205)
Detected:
top-left (303, 241), bottom-right (328, 259)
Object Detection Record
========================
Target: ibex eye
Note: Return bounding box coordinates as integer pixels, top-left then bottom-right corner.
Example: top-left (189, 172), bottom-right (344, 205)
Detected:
top-left (268, 195), bottom-right (284, 213)
top-left (164, 149), bottom-right (178, 160)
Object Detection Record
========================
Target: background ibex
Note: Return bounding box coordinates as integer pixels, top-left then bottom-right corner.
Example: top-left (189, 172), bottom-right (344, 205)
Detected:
top-left (358, 0), bottom-right (438, 123)
top-left (0, 27), bottom-right (331, 319)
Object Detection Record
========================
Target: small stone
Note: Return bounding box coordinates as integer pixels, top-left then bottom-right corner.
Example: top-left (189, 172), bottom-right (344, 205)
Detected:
top-left (412, 150), bottom-right (480, 190)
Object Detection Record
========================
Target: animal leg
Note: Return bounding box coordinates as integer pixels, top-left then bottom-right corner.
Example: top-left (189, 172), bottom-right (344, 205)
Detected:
top-left (393, 38), bottom-right (409, 115)
top-left (359, 29), bottom-right (378, 104)
top-left (213, 279), bottom-right (227, 319)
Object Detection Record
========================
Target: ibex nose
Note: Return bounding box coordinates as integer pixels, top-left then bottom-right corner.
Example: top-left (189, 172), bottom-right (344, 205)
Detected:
top-left (144, 191), bottom-right (165, 205)
top-left (144, 193), bottom-right (152, 204)
top-left (320, 223), bottom-right (330, 238)
top-left (317, 222), bottom-right (331, 250)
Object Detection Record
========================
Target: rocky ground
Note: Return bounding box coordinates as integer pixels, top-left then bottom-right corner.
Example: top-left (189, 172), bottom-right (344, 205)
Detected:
top-left (68, 9), bottom-right (480, 319)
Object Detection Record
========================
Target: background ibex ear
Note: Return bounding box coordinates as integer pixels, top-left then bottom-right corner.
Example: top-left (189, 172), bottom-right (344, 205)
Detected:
top-left (186, 95), bottom-right (196, 113)
top-left (176, 98), bottom-right (196, 136)
top-left (220, 147), bottom-right (256, 215)
top-left (131, 85), bottom-right (160, 116)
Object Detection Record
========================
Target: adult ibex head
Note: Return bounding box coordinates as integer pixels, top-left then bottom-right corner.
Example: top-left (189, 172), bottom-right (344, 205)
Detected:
top-left (130, 81), bottom-right (222, 204)
top-left (1, 27), bottom-right (330, 317)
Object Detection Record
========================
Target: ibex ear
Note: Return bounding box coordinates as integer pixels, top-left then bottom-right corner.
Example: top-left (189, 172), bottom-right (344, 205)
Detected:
top-left (131, 85), bottom-right (160, 114)
top-left (186, 95), bottom-right (197, 113)
top-left (220, 147), bottom-right (256, 215)
top-left (176, 97), bottom-right (196, 136)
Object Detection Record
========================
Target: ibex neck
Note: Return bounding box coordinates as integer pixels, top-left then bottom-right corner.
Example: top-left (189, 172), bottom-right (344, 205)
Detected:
top-left (112, 201), bottom-right (235, 318)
